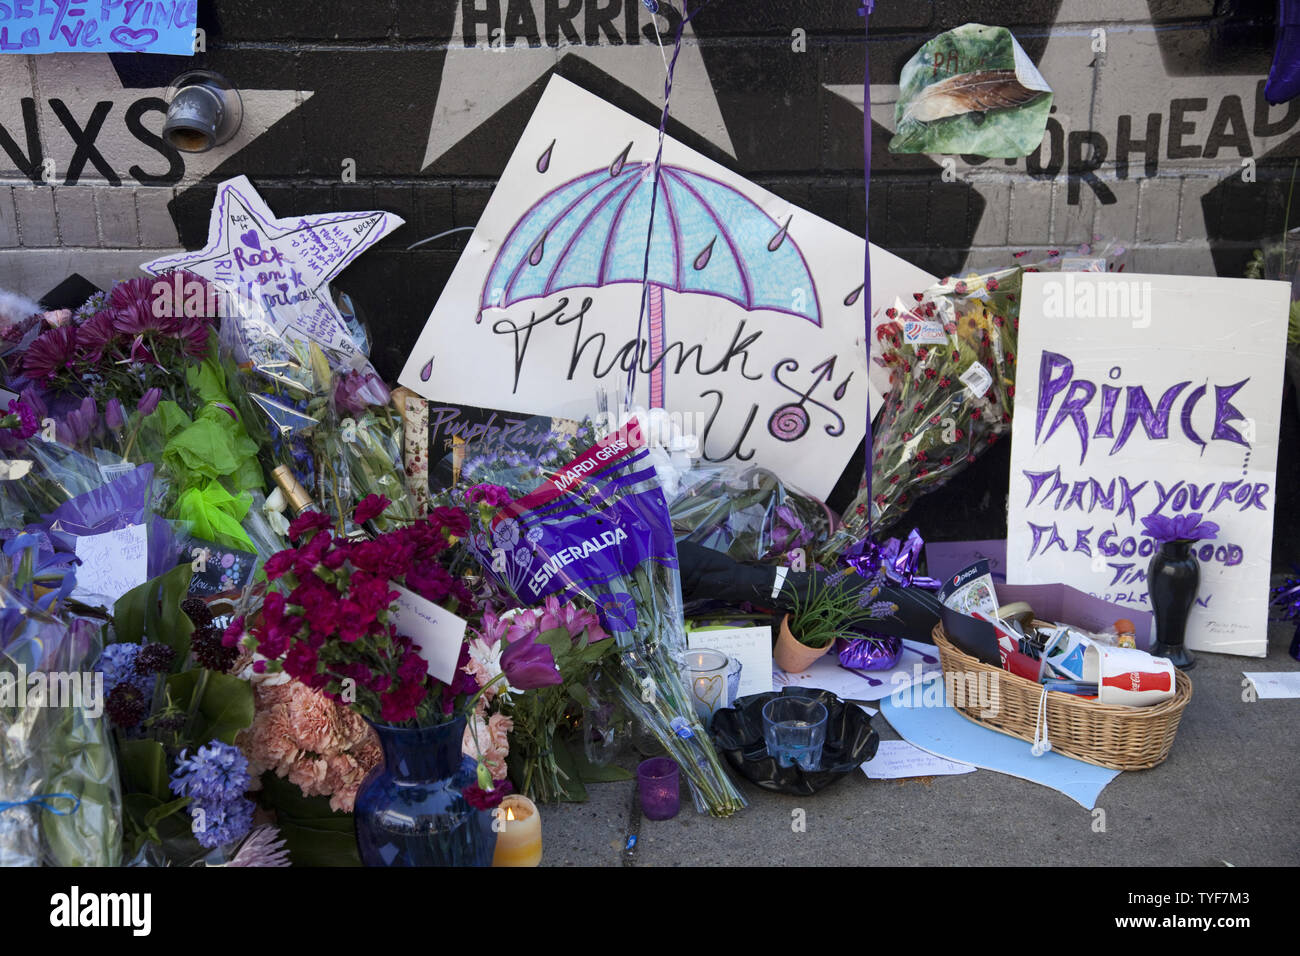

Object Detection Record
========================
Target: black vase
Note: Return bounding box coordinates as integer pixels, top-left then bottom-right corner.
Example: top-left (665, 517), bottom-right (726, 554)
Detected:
top-left (1147, 539), bottom-right (1199, 670)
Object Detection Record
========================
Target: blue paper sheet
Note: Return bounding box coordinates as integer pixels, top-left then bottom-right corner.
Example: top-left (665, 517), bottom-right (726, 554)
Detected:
top-left (879, 677), bottom-right (1120, 810)
top-left (0, 2), bottom-right (198, 56)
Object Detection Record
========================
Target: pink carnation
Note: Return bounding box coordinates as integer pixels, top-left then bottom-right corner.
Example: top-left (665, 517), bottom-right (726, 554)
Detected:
top-left (462, 712), bottom-right (513, 782)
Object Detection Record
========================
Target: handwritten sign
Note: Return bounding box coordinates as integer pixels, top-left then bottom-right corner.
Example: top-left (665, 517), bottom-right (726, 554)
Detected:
top-left (142, 176), bottom-right (404, 360)
top-left (0, 1), bottom-right (199, 55)
top-left (73, 524), bottom-right (147, 605)
top-left (397, 75), bottom-right (934, 499)
top-left (389, 583), bottom-right (468, 685)
top-left (861, 740), bottom-right (977, 780)
top-left (686, 625), bottom-right (772, 698)
top-left (1006, 273), bottom-right (1290, 657)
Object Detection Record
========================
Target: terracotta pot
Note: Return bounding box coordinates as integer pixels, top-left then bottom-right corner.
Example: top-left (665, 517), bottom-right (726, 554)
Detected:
top-left (773, 614), bottom-right (834, 674)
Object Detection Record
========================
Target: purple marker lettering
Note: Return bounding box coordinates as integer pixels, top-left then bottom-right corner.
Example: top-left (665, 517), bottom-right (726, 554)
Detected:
top-left (1211, 379), bottom-right (1250, 447)
top-left (1111, 381), bottom-right (1189, 455)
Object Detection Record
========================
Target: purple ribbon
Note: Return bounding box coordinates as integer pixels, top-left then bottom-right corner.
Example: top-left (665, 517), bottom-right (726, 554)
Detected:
top-left (843, 528), bottom-right (940, 591)
top-left (860, 0), bottom-right (874, 528)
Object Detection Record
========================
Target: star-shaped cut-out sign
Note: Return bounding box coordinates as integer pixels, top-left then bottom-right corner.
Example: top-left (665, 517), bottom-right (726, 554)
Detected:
top-left (140, 176), bottom-right (403, 359)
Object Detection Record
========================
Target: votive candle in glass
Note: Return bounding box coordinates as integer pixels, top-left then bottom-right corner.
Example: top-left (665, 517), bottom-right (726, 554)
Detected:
top-left (636, 757), bottom-right (680, 821)
top-left (686, 648), bottom-right (730, 727)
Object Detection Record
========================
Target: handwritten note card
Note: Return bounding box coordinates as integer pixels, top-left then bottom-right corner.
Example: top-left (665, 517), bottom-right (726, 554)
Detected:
top-left (861, 740), bottom-right (977, 780)
top-left (73, 524), bottom-right (147, 605)
top-left (0, 1), bottom-right (199, 55)
top-left (390, 583), bottom-right (468, 685)
top-left (1006, 273), bottom-right (1290, 657)
top-left (687, 625), bottom-right (773, 698)
top-left (1242, 671), bottom-right (1300, 699)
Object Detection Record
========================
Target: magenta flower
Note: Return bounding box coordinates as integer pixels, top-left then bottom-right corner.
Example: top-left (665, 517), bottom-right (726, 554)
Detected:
top-left (334, 369), bottom-right (390, 416)
top-left (500, 632), bottom-right (562, 689)
top-left (464, 778), bottom-right (513, 811)
top-left (6, 400), bottom-right (38, 440)
top-left (20, 325), bottom-right (78, 382)
top-left (107, 276), bottom-right (179, 336)
top-left (467, 483), bottom-right (513, 507)
top-left (1140, 512), bottom-right (1220, 544)
top-left (76, 311), bottom-right (117, 363)
top-left (354, 494), bottom-right (391, 525)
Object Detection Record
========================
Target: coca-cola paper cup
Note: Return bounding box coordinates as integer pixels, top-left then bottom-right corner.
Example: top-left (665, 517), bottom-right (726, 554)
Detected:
top-left (1082, 644), bottom-right (1176, 707)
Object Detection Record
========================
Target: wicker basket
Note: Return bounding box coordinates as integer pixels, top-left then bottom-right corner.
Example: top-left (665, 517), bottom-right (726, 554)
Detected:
top-left (932, 623), bottom-right (1193, 771)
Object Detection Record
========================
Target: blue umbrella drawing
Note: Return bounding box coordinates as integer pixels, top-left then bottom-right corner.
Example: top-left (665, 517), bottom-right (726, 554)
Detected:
top-left (471, 149), bottom-right (822, 413)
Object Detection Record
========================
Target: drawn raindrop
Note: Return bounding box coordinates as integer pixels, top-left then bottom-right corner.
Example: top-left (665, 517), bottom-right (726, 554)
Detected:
top-left (419, 357), bottom-right (434, 381)
top-left (767, 214), bottom-right (792, 252)
top-left (536, 138), bottom-right (555, 173)
top-left (610, 141), bottom-right (633, 177)
top-left (843, 283), bottom-right (864, 307)
top-left (693, 236), bottom-right (716, 271)
top-left (528, 231), bottom-right (547, 266)
top-left (833, 376), bottom-right (851, 401)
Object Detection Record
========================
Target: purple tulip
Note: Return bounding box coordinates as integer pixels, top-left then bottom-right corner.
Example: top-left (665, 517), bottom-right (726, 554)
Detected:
top-left (104, 398), bottom-right (126, 431)
top-left (137, 387), bottom-right (162, 416)
top-left (500, 633), bottom-right (563, 689)
top-left (56, 396), bottom-right (97, 447)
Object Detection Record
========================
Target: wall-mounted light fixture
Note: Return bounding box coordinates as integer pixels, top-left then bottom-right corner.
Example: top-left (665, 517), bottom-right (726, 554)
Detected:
top-left (162, 70), bottom-right (243, 153)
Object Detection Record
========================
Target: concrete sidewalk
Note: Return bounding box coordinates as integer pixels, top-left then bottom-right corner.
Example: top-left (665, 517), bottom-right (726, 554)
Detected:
top-left (539, 623), bottom-right (1300, 867)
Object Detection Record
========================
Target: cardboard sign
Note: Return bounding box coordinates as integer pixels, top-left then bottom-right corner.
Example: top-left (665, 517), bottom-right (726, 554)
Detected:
top-left (1006, 273), bottom-right (1290, 657)
top-left (0, 1), bottom-right (198, 55)
top-left (142, 176), bottom-right (404, 360)
top-left (397, 75), bottom-right (934, 499)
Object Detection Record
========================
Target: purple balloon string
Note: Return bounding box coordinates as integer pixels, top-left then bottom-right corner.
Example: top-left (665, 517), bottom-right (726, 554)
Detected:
top-left (627, 0), bottom-right (713, 407)
top-left (860, 3), bottom-right (874, 532)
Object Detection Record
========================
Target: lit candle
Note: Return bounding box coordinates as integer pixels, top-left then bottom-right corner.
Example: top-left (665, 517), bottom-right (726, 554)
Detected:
top-left (686, 648), bottom-right (730, 725)
top-left (491, 794), bottom-right (542, 867)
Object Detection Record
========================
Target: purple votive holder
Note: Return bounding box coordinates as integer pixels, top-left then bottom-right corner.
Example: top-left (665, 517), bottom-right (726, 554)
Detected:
top-left (637, 757), bottom-right (681, 820)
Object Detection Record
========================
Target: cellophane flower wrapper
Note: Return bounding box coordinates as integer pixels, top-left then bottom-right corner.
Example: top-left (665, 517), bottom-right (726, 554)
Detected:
top-left (668, 464), bottom-right (833, 565)
top-left (218, 304), bottom-right (325, 494)
top-left (1, 592), bottom-right (122, 866)
top-left (460, 419), bottom-right (745, 816)
top-left (822, 266), bottom-right (1023, 557)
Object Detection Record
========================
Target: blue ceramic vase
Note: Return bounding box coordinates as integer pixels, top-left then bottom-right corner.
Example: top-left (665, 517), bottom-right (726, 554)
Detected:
top-left (354, 718), bottom-right (496, 867)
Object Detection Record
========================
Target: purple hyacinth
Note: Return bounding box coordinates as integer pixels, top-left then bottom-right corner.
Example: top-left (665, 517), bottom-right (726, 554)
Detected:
top-left (169, 740), bottom-right (256, 850)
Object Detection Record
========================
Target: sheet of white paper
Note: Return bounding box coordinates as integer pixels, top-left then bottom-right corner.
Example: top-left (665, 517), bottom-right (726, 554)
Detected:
top-left (1006, 273), bottom-right (1290, 658)
top-left (396, 75), bottom-right (935, 499)
top-left (1242, 671), bottom-right (1300, 699)
top-left (390, 583), bottom-right (469, 685)
top-left (687, 625), bottom-right (772, 697)
top-left (73, 525), bottom-right (147, 605)
top-left (774, 639), bottom-right (942, 701)
top-left (861, 740), bottom-right (977, 779)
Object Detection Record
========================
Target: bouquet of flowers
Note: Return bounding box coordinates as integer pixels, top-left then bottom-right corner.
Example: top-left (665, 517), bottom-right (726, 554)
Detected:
top-left (466, 596), bottom-right (616, 803)
top-left (456, 418), bottom-right (746, 816)
top-left (668, 464), bottom-right (832, 565)
top-left (823, 266), bottom-right (1022, 556)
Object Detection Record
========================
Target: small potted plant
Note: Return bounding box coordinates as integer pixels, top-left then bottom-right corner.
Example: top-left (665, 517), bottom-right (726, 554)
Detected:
top-left (774, 567), bottom-right (897, 674)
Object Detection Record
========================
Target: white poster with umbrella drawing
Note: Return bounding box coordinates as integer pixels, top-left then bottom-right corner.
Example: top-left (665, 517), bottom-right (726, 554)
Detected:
top-left (398, 76), bottom-right (934, 499)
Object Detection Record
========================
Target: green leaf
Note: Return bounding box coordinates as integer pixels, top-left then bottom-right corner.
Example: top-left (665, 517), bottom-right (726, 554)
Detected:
top-left (147, 564), bottom-right (195, 666)
top-left (143, 795), bottom-right (191, 828)
top-left (118, 738), bottom-right (172, 802)
top-left (184, 671), bottom-right (255, 744)
top-left (111, 576), bottom-right (153, 646)
top-left (549, 738), bottom-right (589, 802)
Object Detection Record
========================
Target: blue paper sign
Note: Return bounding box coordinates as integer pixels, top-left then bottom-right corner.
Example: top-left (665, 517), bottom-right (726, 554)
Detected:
top-left (0, 0), bottom-right (199, 55)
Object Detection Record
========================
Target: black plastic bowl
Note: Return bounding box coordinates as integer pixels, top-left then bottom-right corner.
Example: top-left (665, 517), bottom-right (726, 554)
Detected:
top-left (709, 687), bottom-right (879, 796)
